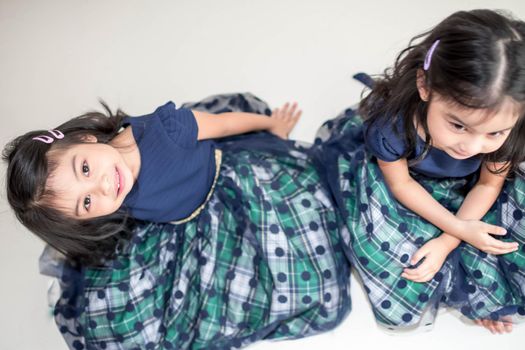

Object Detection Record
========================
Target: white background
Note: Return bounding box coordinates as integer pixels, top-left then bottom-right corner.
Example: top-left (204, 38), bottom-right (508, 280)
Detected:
top-left (1, 1), bottom-right (524, 349)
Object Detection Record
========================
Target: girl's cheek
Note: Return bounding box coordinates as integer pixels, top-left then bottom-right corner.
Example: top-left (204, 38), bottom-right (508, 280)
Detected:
top-left (492, 141), bottom-right (506, 153)
top-left (432, 126), bottom-right (450, 143)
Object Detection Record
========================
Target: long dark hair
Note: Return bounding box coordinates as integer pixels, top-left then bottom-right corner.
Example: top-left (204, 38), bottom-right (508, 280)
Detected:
top-left (360, 9), bottom-right (525, 175)
top-left (3, 103), bottom-right (135, 266)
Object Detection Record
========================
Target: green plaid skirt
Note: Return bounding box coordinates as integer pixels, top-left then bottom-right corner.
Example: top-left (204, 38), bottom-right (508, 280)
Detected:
top-left (46, 94), bottom-right (351, 349)
top-left (315, 106), bottom-right (525, 329)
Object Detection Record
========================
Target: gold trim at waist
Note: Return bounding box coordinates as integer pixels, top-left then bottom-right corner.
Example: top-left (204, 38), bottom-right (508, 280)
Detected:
top-left (170, 148), bottom-right (222, 225)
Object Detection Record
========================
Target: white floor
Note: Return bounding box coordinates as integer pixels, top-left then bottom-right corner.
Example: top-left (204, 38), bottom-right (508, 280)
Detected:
top-left (1, 1), bottom-right (524, 349)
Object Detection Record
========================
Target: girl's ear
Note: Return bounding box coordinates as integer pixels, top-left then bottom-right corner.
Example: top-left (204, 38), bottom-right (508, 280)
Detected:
top-left (416, 69), bottom-right (430, 102)
top-left (81, 134), bottom-right (98, 143)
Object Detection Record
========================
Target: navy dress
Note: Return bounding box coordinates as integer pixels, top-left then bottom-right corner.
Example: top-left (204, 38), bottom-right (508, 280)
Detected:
top-left (122, 102), bottom-right (217, 222)
top-left (43, 93), bottom-right (352, 350)
top-left (315, 80), bottom-right (525, 329)
top-left (364, 116), bottom-right (482, 178)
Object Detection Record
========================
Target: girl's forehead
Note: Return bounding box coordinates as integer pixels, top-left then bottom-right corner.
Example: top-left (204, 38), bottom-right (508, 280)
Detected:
top-left (50, 142), bottom-right (103, 159)
top-left (49, 141), bottom-right (80, 154)
top-left (43, 161), bottom-right (77, 218)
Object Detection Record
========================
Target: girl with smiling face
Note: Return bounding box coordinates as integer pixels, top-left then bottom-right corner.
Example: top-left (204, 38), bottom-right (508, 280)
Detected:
top-left (316, 9), bottom-right (525, 334)
top-left (5, 95), bottom-right (305, 256)
top-left (4, 94), bottom-right (351, 349)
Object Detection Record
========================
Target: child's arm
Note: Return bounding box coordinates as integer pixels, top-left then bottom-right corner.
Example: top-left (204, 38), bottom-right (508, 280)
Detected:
top-left (449, 161), bottom-right (515, 252)
top-left (378, 159), bottom-right (517, 251)
top-left (193, 102), bottom-right (301, 140)
top-left (402, 161), bottom-right (518, 282)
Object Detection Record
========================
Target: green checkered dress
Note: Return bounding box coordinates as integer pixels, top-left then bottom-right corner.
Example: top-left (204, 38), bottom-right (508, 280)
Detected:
top-left (46, 94), bottom-right (351, 350)
top-left (315, 106), bottom-right (525, 329)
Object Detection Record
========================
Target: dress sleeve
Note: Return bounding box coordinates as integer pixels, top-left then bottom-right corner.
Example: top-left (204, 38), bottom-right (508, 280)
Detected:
top-left (156, 101), bottom-right (199, 149)
top-left (364, 119), bottom-right (407, 162)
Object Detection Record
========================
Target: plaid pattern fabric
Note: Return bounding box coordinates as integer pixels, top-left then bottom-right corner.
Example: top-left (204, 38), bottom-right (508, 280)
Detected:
top-left (49, 93), bottom-right (351, 350)
top-left (315, 107), bottom-right (525, 328)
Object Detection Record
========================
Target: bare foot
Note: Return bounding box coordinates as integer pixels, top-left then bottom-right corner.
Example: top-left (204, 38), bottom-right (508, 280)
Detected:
top-left (474, 318), bottom-right (513, 334)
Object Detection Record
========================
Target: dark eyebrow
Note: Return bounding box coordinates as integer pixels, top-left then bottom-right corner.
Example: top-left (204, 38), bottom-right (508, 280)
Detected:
top-left (445, 113), bottom-right (470, 127)
top-left (489, 125), bottom-right (514, 133)
top-left (72, 155), bottom-right (80, 217)
top-left (446, 112), bottom-right (514, 134)
top-left (73, 155), bottom-right (78, 181)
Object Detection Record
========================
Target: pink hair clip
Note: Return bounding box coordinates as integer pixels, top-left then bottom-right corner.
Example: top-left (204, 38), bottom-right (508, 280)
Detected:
top-left (32, 129), bottom-right (65, 144)
top-left (423, 39), bottom-right (440, 71)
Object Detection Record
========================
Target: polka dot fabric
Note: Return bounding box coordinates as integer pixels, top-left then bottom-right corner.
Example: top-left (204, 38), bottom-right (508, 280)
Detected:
top-left (314, 105), bottom-right (525, 329)
top-left (46, 94), bottom-right (351, 349)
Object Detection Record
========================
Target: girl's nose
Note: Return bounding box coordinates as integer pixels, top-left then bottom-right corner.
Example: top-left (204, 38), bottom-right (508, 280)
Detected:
top-left (459, 135), bottom-right (485, 156)
top-left (99, 174), bottom-right (112, 196)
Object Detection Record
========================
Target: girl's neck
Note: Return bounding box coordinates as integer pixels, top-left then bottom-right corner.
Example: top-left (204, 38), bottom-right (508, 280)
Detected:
top-left (413, 115), bottom-right (438, 150)
top-left (109, 126), bottom-right (141, 180)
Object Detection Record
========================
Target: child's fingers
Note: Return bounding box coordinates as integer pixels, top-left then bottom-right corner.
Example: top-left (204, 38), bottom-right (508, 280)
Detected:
top-left (502, 316), bottom-right (513, 328)
top-left (418, 272), bottom-right (435, 283)
top-left (410, 247), bottom-right (428, 266)
top-left (482, 319), bottom-right (496, 334)
top-left (488, 238), bottom-right (519, 252)
top-left (280, 102), bottom-right (290, 116)
top-left (402, 263), bottom-right (421, 276)
top-left (274, 107), bottom-right (288, 121)
top-left (293, 109), bottom-right (302, 120)
top-left (405, 270), bottom-right (433, 282)
top-left (485, 223), bottom-right (507, 236)
top-left (494, 321), bottom-right (507, 334)
top-left (479, 319), bottom-right (489, 331)
top-left (402, 262), bottom-right (430, 281)
top-left (486, 244), bottom-right (519, 255)
top-left (488, 320), bottom-right (503, 334)
top-left (288, 102), bottom-right (298, 117)
top-left (290, 110), bottom-right (302, 127)
top-left (404, 270), bottom-right (433, 283)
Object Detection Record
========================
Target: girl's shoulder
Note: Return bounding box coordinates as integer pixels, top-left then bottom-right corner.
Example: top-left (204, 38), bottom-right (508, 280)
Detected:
top-left (364, 116), bottom-right (408, 162)
top-left (123, 102), bottom-right (198, 149)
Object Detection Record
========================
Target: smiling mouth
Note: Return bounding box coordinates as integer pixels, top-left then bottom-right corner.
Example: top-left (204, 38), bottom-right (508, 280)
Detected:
top-left (451, 149), bottom-right (471, 158)
top-left (115, 167), bottom-right (121, 197)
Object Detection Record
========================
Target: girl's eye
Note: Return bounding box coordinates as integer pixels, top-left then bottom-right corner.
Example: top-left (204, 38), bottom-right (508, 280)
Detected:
top-left (489, 131), bottom-right (505, 138)
top-left (82, 161), bottom-right (90, 176)
top-left (450, 122), bottom-right (466, 131)
top-left (83, 195), bottom-right (91, 211)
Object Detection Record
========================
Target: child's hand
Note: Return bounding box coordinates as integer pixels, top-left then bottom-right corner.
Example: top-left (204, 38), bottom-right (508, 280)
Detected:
top-left (474, 318), bottom-right (513, 334)
top-left (457, 220), bottom-right (519, 255)
top-left (401, 236), bottom-right (451, 283)
top-left (268, 102), bottom-right (302, 139)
